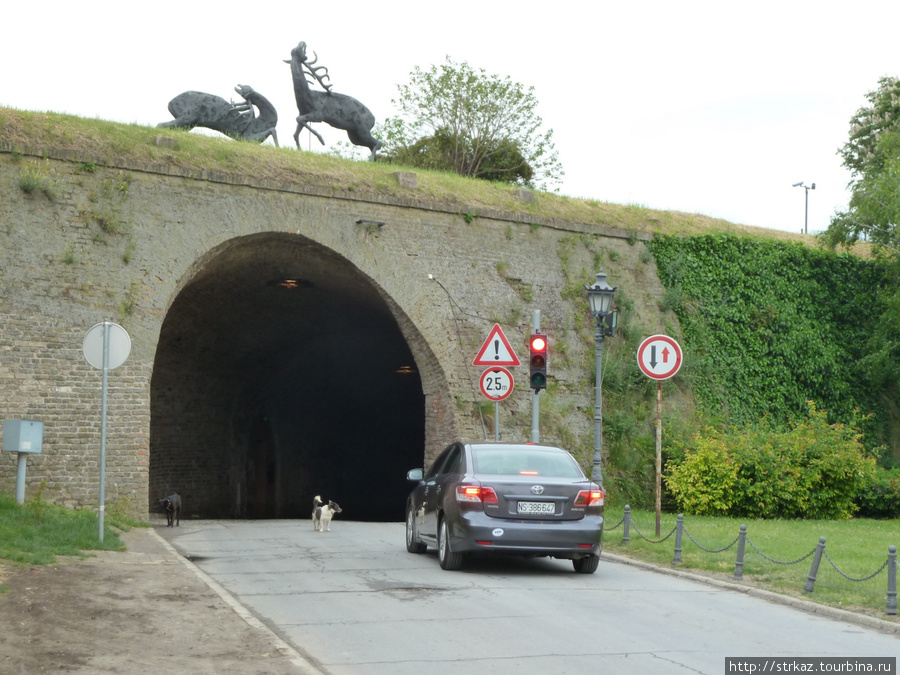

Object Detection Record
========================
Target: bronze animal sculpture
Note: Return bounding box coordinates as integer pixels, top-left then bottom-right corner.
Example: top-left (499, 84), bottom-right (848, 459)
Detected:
top-left (158, 84), bottom-right (279, 146)
top-left (286, 41), bottom-right (381, 160)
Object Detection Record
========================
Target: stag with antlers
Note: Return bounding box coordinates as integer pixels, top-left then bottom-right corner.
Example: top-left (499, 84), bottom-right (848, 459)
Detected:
top-left (286, 41), bottom-right (382, 160)
top-left (158, 84), bottom-right (279, 146)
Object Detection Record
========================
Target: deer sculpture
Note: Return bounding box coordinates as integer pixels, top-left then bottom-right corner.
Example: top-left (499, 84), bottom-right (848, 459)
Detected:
top-left (158, 84), bottom-right (279, 146)
top-left (286, 41), bottom-right (382, 160)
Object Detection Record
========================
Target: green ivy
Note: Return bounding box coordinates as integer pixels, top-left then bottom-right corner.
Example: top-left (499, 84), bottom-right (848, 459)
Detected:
top-left (648, 233), bottom-right (892, 453)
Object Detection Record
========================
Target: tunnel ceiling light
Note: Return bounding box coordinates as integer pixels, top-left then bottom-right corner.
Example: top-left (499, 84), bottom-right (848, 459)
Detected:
top-left (266, 278), bottom-right (313, 290)
top-left (395, 365), bottom-right (417, 375)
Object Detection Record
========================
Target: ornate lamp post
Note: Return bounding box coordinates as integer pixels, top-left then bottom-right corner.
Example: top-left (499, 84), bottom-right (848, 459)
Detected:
top-left (585, 271), bottom-right (618, 485)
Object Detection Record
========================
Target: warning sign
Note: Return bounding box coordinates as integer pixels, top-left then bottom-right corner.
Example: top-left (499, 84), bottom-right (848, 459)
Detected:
top-left (473, 324), bottom-right (521, 367)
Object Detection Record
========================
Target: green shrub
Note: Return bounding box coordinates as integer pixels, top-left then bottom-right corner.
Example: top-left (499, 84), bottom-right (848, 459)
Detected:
top-left (665, 403), bottom-right (877, 519)
top-left (664, 429), bottom-right (738, 515)
top-left (854, 467), bottom-right (900, 518)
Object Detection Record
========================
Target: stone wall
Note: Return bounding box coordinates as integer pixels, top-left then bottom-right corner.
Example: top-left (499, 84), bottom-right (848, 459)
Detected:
top-left (0, 145), bottom-right (670, 519)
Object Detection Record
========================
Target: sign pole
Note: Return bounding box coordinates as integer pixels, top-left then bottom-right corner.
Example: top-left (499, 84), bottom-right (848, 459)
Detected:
top-left (636, 335), bottom-right (683, 538)
top-left (656, 381), bottom-right (662, 537)
top-left (99, 322), bottom-right (110, 542)
top-left (82, 321), bottom-right (131, 543)
top-left (531, 310), bottom-right (540, 444)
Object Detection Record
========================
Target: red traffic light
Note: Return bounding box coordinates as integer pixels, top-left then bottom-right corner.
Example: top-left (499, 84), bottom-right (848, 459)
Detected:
top-left (529, 333), bottom-right (548, 391)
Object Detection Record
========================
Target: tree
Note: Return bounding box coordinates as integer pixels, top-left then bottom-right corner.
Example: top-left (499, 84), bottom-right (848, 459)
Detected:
top-left (377, 58), bottom-right (563, 190)
top-left (824, 77), bottom-right (900, 253)
top-left (838, 76), bottom-right (900, 178)
top-left (823, 77), bottom-right (900, 419)
top-left (826, 130), bottom-right (900, 255)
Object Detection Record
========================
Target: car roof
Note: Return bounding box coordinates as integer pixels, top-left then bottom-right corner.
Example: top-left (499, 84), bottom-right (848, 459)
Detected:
top-left (463, 440), bottom-right (566, 451)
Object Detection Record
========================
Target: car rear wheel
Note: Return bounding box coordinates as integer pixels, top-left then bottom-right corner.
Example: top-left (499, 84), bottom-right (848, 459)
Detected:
top-left (438, 518), bottom-right (463, 570)
top-left (572, 554), bottom-right (599, 574)
top-left (406, 505), bottom-right (427, 554)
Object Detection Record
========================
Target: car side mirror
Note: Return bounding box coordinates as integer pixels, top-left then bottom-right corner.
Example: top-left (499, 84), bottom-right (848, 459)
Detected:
top-left (406, 468), bottom-right (424, 481)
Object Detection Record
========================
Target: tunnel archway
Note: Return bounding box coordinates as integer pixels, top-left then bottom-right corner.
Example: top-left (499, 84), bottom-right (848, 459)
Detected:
top-left (149, 232), bottom-right (425, 521)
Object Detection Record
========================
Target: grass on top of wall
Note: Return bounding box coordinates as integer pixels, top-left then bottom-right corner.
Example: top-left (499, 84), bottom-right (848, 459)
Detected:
top-left (0, 105), bottom-right (838, 246)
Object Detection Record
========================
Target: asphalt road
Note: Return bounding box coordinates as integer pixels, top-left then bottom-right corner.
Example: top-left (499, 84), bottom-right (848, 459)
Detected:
top-left (160, 520), bottom-right (899, 675)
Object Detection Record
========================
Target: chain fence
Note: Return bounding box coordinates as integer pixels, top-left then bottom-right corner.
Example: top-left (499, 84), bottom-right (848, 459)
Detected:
top-left (605, 506), bottom-right (898, 616)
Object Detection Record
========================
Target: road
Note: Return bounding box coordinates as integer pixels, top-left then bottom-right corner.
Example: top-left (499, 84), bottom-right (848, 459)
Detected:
top-left (160, 520), bottom-right (898, 675)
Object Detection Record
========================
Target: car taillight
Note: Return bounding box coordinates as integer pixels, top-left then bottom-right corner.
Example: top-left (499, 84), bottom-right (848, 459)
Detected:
top-left (574, 489), bottom-right (604, 507)
top-left (456, 484), bottom-right (498, 504)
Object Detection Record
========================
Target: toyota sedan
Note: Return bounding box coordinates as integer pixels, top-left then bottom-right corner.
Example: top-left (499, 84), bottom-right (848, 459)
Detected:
top-left (405, 441), bottom-right (604, 573)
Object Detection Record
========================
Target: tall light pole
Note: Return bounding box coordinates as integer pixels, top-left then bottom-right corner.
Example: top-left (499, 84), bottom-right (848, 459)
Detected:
top-left (792, 181), bottom-right (815, 234)
top-left (584, 271), bottom-right (617, 486)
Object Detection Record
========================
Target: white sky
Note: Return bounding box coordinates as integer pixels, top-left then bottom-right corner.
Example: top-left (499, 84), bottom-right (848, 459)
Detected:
top-left (2, 1), bottom-right (898, 234)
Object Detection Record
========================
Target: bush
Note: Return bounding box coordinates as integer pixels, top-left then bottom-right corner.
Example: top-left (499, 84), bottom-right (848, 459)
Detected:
top-left (664, 430), bottom-right (737, 516)
top-left (665, 403), bottom-right (878, 519)
top-left (854, 467), bottom-right (900, 518)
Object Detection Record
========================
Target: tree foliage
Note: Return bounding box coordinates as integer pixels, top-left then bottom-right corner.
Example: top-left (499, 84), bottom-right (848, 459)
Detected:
top-left (837, 76), bottom-right (900, 178)
top-left (824, 76), bottom-right (900, 255)
top-left (825, 130), bottom-right (900, 256)
top-left (377, 58), bottom-right (562, 190)
top-left (821, 78), bottom-right (900, 413)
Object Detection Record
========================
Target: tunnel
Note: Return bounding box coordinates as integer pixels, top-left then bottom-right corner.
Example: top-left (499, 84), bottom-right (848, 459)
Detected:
top-left (149, 232), bottom-right (425, 521)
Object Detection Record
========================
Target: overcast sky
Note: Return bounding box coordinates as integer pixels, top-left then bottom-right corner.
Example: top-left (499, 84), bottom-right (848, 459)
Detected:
top-left (3, 1), bottom-right (898, 234)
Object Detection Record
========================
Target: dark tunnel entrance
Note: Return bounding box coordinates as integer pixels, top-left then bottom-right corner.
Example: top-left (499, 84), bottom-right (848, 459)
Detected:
top-left (149, 233), bottom-right (425, 521)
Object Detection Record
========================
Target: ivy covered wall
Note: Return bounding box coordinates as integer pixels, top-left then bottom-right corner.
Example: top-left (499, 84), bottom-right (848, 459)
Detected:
top-left (648, 233), bottom-right (896, 461)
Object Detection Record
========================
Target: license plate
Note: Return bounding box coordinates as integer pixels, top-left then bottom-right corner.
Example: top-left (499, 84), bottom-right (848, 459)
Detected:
top-left (517, 501), bottom-right (555, 515)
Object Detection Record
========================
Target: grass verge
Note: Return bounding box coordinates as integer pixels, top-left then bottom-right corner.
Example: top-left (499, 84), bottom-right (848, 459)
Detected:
top-left (0, 492), bottom-right (145, 569)
top-left (603, 506), bottom-right (899, 621)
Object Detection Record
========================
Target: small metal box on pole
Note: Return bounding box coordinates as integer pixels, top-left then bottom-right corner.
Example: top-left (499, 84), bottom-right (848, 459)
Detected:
top-left (2, 419), bottom-right (44, 504)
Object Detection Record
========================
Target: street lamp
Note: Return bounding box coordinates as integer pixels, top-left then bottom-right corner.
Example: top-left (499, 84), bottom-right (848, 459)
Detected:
top-left (585, 271), bottom-right (618, 486)
top-left (792, 181), bottom-right (815, 234)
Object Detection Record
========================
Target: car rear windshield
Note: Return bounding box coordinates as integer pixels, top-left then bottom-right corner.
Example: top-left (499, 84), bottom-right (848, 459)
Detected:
top-left (471, 446), bottom-right (585, 478)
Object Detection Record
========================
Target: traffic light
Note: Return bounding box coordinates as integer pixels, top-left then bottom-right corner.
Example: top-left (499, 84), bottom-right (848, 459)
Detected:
top-left (529, 333), bottom-right (547, 391)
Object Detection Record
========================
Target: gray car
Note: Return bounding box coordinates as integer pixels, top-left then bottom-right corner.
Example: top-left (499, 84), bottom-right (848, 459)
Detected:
top-left (405, 441), bottom-right (604, 573)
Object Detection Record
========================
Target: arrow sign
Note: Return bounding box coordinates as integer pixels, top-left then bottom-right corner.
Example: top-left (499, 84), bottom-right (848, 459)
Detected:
top-left (637, 335), bottom-right (683, 380)
top-left (473, 324), bottom-right (521, 367)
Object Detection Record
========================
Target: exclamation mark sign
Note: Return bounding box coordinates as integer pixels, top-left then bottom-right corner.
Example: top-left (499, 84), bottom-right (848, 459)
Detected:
top-left (494, 339), bottom-right (500, 360)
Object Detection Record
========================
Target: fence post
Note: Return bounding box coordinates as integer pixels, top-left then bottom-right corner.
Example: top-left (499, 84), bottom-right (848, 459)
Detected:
top-left (672, 514), bottom-right (684, 565)
top-left (803, 536), bottom-right (826, 594)
top-left (623, 505), bottom-right (630, 544)
top-left (887, 545), bottom-right (897, 616)
top-left (734, 524), bottom-right (747, 580)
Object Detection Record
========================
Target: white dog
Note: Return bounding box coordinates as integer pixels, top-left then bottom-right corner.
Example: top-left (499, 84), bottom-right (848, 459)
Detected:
top-left (312, 495), bottom-right (342, 532)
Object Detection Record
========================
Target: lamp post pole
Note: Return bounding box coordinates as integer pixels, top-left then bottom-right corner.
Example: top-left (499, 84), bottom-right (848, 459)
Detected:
top-left (792, 181), bottom-right (815, 234)
top-left (585, 271), bottom-right (617, 486)
top-left (592, 318), bottom-right (606, 485)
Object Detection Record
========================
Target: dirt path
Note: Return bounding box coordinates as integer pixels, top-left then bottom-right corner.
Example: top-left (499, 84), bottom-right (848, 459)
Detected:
top-left (0, 526), bottom-right (309, 674)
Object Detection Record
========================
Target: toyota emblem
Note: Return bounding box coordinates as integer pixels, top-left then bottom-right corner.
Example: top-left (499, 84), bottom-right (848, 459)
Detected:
top-left (531, 485), bottom-right (544, 495)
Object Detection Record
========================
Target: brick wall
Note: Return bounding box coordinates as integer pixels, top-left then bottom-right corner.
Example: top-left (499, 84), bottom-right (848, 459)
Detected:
top-left (0, 146), bottom-right (666, 518)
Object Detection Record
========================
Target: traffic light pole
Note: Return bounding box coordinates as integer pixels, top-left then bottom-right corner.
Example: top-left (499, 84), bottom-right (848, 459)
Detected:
top-left (531, 310), bottom-right (540, 443)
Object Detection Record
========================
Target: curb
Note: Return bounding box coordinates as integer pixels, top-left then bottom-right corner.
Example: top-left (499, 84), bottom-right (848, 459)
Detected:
top-left (150, 529), bottom-right (323, 674)
top-left (602, 552), bottom-right (900, 636)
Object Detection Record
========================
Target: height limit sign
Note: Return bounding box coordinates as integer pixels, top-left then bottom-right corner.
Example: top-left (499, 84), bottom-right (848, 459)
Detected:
top-left (479, 367), bottom-right (514, 401)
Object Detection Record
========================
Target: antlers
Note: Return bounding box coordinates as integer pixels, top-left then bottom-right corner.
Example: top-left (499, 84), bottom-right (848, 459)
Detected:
top-left (303, 51), bottom-right (333, 93)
